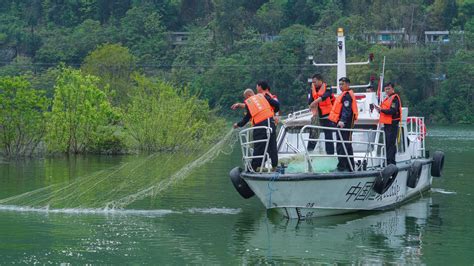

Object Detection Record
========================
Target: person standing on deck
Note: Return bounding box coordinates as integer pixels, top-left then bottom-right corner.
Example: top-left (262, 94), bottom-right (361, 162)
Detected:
top-left (256, 81), bottom-right (281, 124)
top-left (329, 77), bottom-right (358, 172)
top-left (374, 82), bottom-right (402, 165)
top-left (232, 81), bottom-right (281, 123)
top-left (308, 74), bottom-right (335, 153)
top-left (233, 88), bottom-right (280, 171)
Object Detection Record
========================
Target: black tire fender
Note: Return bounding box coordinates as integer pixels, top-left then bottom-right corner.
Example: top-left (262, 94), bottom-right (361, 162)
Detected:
top-left (431, 151), bottom-right (445, 177)
top-left (407, 160), bottom-right (422, 188)
top-left (229, 167), bottom-right (255, 199)
top-left (374, 164), bottom-right (399, 194)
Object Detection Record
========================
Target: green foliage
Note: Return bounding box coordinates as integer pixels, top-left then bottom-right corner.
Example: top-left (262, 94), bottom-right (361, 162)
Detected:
top-left (81, 43), bottom-right (137, 105)
top-left (0, 76), bottom-right (49, 157)
top-left (437, 50), bottom-right (474, 123)
top-left (120, 5), bottom-right (171, 64)
top-left (196, 55), bottom-right (254, 109)
top-left (0, 56), bottom-right (35, 77)
top-left (256, 0), bottom-right (287, 34)
top-left (46, 67), bottom-right (120, 154)
top-left (123, 75), bottom-right (226, 152)
top-left (171, 27), bottom-right (219, 90)
top-left (0, 1), bottom-right (472, 127)
top-left (35, 20), bottom-right (116, 64)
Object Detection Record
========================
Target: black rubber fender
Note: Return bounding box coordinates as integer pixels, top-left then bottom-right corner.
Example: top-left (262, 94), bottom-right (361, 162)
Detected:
top-left (229, 167), bottom-right (255, 199)
top-left (407, 160), bottom-right (422, 188)
top-left (431, 151), bottom-right (445, 177)
top-left (373, 164), bottom-right (399, 194)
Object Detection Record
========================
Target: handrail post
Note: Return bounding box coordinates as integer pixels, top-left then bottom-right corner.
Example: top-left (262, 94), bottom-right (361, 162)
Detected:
top-left (238, 125), bottom-right (273, 173)
top-left (336, 128), bottom-right (354, 172)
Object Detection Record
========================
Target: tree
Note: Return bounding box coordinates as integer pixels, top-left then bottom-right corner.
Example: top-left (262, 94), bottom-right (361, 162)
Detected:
top-left (256, 0), bottom-right (287, 35)
top-left (82, 43), bottom-right (137, 105)
top-left (123, 75), bottom-right (225, 152)
top-left (212, 0), bottom-right (253, 51)
top-left (427, 0), bottom-right (458, 30)
top-left (120, 5), bottom-right (171, 64)
top-left (35, 20), bottom-right (116, 65)
top-left (437, 50), bottom-right (474, 123)
top-left (0, 76), bottom-right (49, 157)
top-left (46, 67), bottom-right (119, 154)
top-left (255, 24), bottom-right (314, 110)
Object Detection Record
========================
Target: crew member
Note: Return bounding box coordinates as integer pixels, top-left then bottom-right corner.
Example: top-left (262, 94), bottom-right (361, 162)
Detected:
top-left (374, 82), bottom-right (402, 165)
top-left (233, 88), bottom-right (280, 171)
top-left (256, 81), bottom-right (281, 124)
top-left (232, 81), bottom-right (281, 123)
top-left (329, 77), bottom-right (358, 172)
top-left (308, 74), bottom-right (335, 153)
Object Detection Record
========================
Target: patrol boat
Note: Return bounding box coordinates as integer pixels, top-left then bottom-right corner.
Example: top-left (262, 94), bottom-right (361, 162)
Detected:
top-left (229, 28), bottom-right (445, 219)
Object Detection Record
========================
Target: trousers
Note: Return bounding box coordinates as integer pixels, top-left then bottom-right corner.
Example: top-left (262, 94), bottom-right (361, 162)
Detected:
top-left (252, 118), bottom-right (278, 170)
top-left (336, 126), bottom-right (354, 171)
top-left (384, 121), bottom-right (399, 165)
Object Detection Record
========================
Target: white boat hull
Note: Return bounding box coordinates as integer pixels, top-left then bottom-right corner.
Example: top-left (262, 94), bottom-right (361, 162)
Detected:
top-left (242, 161), bottom-right (433, 219)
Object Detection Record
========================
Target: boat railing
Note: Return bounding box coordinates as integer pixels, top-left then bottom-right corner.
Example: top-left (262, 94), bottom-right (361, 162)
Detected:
top-left (287, 109), bottom-right (311, 119)
top-left (299, 125), bottom-right (387, 172)
top-left (406, 116), bottom-right (426, 158)
top-left (238, 126), bottom-right (273, 173)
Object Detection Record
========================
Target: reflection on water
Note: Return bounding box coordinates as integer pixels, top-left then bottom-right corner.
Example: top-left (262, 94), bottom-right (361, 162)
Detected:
top-left (236, 198), bottom-right (440, 264)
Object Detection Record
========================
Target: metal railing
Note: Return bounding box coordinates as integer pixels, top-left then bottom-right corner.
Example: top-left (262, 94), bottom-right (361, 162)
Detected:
top-left (286, 109), bottom-right (311, 119)
top-left (299, 125), bottom-right (387, 172)
top-left (238, 126), bottom-right (273, 173)
top-left (406, 116), bottom-right (426, 158)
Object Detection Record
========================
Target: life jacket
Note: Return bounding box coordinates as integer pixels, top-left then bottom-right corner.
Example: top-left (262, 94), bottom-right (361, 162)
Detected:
top-left (265, 92), bottom-right (279, 113)
top-left (311, 83), bottom-right (334, 115)
top-left (379, 94), bottom-right (402, 124)
top-left (328, 90), bottom-right (359, 123)
top-left (245, 94), bottom-right (274, 125)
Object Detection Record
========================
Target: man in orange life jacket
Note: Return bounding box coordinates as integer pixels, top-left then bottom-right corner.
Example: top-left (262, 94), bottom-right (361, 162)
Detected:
top-left (256, 81), bottom-right (281, 124)
top-left (374, 82), bottom-right (402, 165)
top-left (231, 81), bottom-right (280, 122)
top-left (308, 74), bottom-right (335, 153)
top-left (233, 88), bottom-right (280, 171)
top-left (329, 77), bottom-right (358, 172)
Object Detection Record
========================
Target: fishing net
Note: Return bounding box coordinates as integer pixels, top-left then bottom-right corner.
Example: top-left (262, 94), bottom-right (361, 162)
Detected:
top-left (0, 129), bottom-right (238, 210)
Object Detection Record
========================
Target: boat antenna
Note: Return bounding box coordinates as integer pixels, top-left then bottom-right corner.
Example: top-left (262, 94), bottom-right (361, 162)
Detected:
top-left (309, 28), bottom-right (371, 95)
top-left (378, 56), bottom-right (386, 105)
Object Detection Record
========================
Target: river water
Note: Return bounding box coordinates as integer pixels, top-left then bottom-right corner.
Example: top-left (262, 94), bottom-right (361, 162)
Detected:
top-left (0, 126), bottom-right (472, 264)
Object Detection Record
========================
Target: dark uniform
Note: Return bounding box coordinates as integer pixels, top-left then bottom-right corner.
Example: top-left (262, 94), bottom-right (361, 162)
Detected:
top-left (334, 92), bottom-right (356, 171)
top-left (380, 95), bottom-right (401, 165)
top-left (307, 85), bottom-right (335, 154)
top-left (237, 94), bottom-right (280, 170)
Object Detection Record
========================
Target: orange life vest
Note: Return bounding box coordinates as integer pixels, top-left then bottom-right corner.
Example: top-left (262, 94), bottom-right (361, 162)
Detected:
top-left (245, 94), bottom-right (274, 125)
top-left (265, 92), bottom-right (279, 113)
top-left (379, 94), bottom-right (402, 124)
top-left (311, 83), bottom-right (334, 115)
top-left (328, 90), bottom-right (359, 123)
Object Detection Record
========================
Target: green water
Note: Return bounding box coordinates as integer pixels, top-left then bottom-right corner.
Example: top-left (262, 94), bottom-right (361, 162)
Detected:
top-left (0, 126), bottom-right (473, 264)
